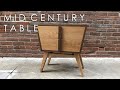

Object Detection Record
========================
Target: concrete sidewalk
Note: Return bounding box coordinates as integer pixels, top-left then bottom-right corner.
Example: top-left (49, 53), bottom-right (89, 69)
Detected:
top-left (0, 57), bottom-right (120, 79)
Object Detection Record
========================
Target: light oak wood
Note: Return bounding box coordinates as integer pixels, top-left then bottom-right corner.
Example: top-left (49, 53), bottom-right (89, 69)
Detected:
top-left (40, 52), bottom-right (48, 72)
top-left (61, 26), bottom-right (86, 52)
top-left (38, 26), bottom-right (59, 51)
top-left (47, 52), bottom-right (74, 57)
top-left (40, 39), bottom-right (58, 51)
top-left (47, 54), bottom-right (52, 65)
top-left (79, 54), bottom-right (84, 69)
top-left (74, 53), bottom-right (84, 77)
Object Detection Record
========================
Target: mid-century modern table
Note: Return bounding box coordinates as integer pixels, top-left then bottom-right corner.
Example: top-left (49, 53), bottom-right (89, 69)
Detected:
top-left (38, 25), bottom-right (87, 77)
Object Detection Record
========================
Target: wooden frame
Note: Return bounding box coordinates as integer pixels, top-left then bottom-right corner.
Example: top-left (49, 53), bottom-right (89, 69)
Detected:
top-left (38, 25), bottom-right (87, 77)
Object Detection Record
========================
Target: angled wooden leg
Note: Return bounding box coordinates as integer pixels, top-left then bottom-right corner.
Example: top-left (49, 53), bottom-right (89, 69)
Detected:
top-left (40, 52), bottom-right (48, 72)
top-left (76, 58), bottom-right (79, 67)
top-left (79, 54), bottom-right (84, 69)
top-left (74, 53), bottom-right (84, 77)
top-left (47, 54), bottom-right (52, 65)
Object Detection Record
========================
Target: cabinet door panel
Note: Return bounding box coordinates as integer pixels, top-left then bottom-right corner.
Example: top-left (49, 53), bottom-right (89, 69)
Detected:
top-left (61, 26), bottom-right (86, 52)
top-left (38, 26), bottom-right (59, 51)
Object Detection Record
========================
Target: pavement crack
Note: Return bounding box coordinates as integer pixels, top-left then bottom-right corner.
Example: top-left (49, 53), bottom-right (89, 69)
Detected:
top-left (6, 66), bottom-right (18, 79)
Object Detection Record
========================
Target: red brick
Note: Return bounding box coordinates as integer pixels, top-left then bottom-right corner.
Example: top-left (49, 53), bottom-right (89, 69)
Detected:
top-left (13, 42), bottom-right (24, 45)
top-left (14, 45), bottom-right (25, 49)
top-left (30, 39), bottom-right (39, 42)
top-left (112, 33), bottom-right (120, 36)
top-left (107, 12), bottom-right (119, 16)
top-left (25, 46), bottom-right (32, 49)
top-left (116, 48), bottom-right (120, 51)
top-left (7, 38), bottom-right (18, 41)
top-left (90, 32), bottom-right (100, 36)
top-left (113, 41), bottom-right (120, 44)
top-left (0, 42), bottom-right (12, 45)
top-left (0, 38), bottom-right (6, 41)
top-left (14, 49), bottom-right (26, 53)
top-left (96, 51), bottom-right (108, 55)
top-left (0, 46), bottom-right (7, 49)
top-left (107, 29), bottom-right (118, 32)
top-left (0, 29), bottom-right (5, 33)
top-left (7, 46), bottom-right (14, 49)
top-left (101, 40), bottom-right (113, 45)
top-left (19, 46), bottom-right (25, 49)
top-left (108, 52), bottom-right (120, 55)
top-left (104, 21), bottom-right (110, 24)
top-left (107, 37), bottom-right (117, 40)
top-left (31, 46), bottom-right (40, 50)
top-left (19, 38), bottom-right (30, 42)
top-left (84, 39), bottom-right (100, 43)
top-left (83, 43), bottom-right (105, 47)
top-left (95, 12), bottom-right (107, 16)
top-left (113, 25), bottom-right (120, 28)
top-left (99, 47), bottom-right (105, 51)
top-left (101, 33), bottom-right (112, 36)
top-left (105, 47), bottom-right (115, 51)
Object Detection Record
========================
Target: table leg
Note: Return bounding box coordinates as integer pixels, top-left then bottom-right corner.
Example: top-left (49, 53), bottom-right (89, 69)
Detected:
top-left (40, 52), bottom-right (48, 72)
top-left (74, 53), bottom-right (84, 77)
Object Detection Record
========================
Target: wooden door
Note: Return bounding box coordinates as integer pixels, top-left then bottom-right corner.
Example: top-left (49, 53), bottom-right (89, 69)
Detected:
top-left (61, 26), bottom-right (86, 52)
top-left (38, 26), bottom-right (60, 51)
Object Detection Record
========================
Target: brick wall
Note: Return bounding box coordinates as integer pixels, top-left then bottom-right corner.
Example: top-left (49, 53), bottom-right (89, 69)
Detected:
top-left (0, 11), bottom-right (120, 57)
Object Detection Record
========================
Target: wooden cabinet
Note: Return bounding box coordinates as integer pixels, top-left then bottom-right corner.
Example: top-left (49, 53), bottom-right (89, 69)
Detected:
top-left (38, 25), bottom-right (87, 77)
top-left (38, 25), bottom-right (86, 53)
